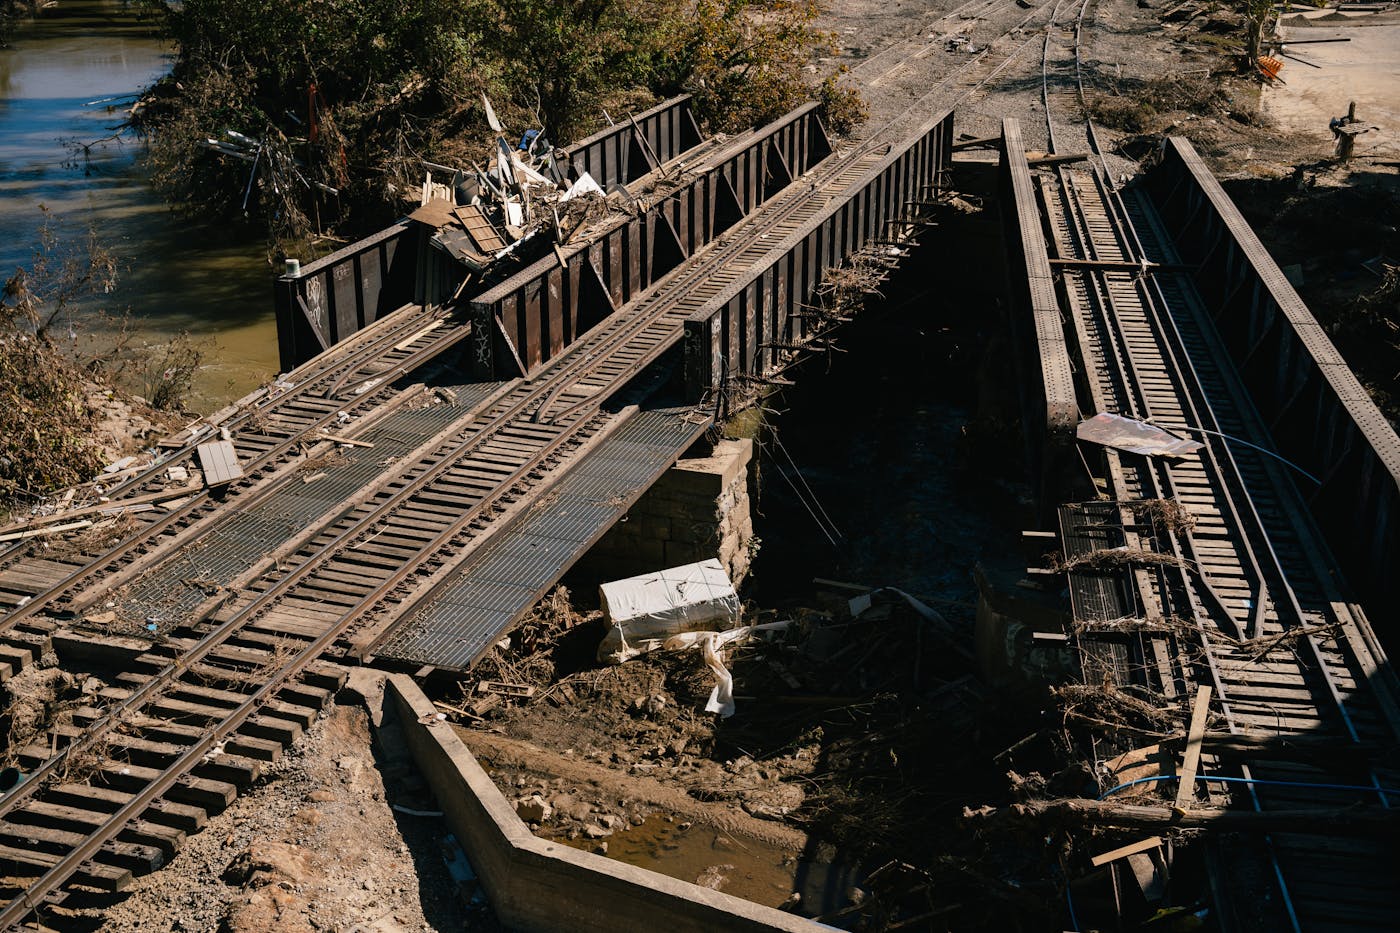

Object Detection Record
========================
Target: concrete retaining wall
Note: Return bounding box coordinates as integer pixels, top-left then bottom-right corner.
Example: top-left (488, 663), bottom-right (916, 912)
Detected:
top-left (382, 674), bottom-right (830, 933)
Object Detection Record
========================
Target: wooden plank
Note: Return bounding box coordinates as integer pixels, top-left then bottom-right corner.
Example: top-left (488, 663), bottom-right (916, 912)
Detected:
top-left (196, 440), bottom-right (244, 487)
top-left (409, 199), bottom-right (456, 228)
top-left (0, 520), bottom-right (93, 543)
top-left (0, 841), bottom-right (130, 891)
top-left (1175, 684), bottom-right (1213, 808)
top-left (1091, 835), bottom-right (1163, 867)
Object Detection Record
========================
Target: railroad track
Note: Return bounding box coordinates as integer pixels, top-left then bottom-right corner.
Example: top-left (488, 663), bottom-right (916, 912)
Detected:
top-left (1031, 13), bottom-right (1400, 927)
top-left (0, 7), bottom-right (1099, 919)
top-left (853, 0), bottom-right (1016, 88)
top-left (0, 88), bottom-right (882, 927)
top-left (0, 302), bottom-right (475, 668)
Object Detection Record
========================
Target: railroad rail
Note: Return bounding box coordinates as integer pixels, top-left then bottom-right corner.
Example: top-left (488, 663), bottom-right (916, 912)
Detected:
top-left (0, 301), bottom-right (471, 660)
top-left (998, 1), bottom-right (1400, 925)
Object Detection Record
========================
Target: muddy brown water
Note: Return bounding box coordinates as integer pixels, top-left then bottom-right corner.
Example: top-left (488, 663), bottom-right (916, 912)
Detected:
top-left (0, 0), bottom-right (279, 411)
top-left (555, 814), bottom-right (835, 909)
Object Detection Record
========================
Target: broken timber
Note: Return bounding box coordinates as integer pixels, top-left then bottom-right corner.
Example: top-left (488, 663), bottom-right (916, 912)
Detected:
top-left (966, 798), bottom-right (1400, 838)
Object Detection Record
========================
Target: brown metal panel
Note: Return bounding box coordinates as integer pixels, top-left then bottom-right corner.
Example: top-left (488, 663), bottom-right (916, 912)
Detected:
top-left (523, 279), bottom-right (544, 370)
top-left (564, 252), bottom-right (581, 346)
top-left (626, 219), bottom-right (642, 300)
top-left (359, 247), bottom-right (383, 323)
top-left (737, 278), bottom-right (753, 378)
top-left (725, 293), bottom-right (741, 390)
top-left (607, 229), bottom-right (624, 308)
top-left (546, 265), bottom-right (565, 361)
top-left (759, 266), bottom-right (776, 375)
top-left (331, 261), bottom-right (358, 343)
top-left (469, 302), bottom-right (494, 379)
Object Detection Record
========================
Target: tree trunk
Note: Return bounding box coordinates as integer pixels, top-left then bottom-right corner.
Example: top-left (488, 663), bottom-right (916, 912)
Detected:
top-left (965, 797), bottom-right (1400, 838)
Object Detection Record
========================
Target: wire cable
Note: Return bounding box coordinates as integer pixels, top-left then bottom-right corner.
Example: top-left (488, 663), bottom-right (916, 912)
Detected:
top-left (1098, 773), bottom-right (1400, 801)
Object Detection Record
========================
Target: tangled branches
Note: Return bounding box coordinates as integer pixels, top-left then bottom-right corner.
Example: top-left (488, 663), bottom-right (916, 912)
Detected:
top-left (1053, 546), bottom-right (1188, 574)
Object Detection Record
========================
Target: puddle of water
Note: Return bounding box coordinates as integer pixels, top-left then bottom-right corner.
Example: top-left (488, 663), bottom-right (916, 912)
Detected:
top-left (552, 815), bottom-right (830, 910)
top-left (0, 0), bottom-right (279, 410)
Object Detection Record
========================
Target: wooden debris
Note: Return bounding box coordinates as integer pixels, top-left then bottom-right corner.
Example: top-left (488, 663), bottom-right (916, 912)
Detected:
top-left (964, 797), bottom-right (1400, 838)
top-left (0, 488), bottom-right (202, 537)
top-left (196, 440), bottom-right (244, 487)
top-left (1091, 836), bottom-right (1163, 868)
top-left (0, 520), bottom-right (94, 543)
top-left (476, 680), bottom-right (535, 699)
top-left (312, 432), bottom-right (375, 449)
top-left (392, 319), bottom-right (443, 352)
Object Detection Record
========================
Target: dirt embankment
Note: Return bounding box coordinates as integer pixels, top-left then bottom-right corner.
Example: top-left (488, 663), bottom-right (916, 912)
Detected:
top-left (60, 704), bottom-right (474, 933)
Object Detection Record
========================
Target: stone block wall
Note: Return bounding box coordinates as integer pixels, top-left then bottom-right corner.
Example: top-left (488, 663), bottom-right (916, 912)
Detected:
top-left (575, 438), bottom-right (755, 584)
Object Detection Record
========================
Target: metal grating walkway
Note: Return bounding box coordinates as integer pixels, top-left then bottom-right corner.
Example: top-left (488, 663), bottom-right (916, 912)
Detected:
top-left (117, 381), bottom-right (507, 627)
top-left (372, 403), bottom-right (712, 671)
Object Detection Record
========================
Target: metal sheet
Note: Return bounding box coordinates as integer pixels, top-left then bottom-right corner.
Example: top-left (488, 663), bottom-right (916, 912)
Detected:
top-left (374, 405), bottom-right (712, 671)
top-left (1076, 413), bottom-right (1204, 458)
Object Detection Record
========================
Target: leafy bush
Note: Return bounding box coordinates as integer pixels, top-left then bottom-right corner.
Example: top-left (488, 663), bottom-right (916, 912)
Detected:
top-left (141, 0), bottom-right (865, 242)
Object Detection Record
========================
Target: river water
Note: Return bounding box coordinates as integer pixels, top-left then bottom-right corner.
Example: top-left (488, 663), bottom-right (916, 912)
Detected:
top-left (0, 0), bottom-right (278, 410)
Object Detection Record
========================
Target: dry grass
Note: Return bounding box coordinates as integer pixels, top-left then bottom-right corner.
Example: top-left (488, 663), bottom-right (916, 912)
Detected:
top-left (1129, 498), bottom-right (1197, 532)
top-left (36, 512), bottom-right (139, 560)
top-left (1053, 546), bottom-right (1187, 574)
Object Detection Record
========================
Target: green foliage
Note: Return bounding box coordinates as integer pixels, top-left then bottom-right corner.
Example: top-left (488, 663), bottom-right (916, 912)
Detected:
top-left (143, 333), bottom-right (208, 412)
top-left (818, 68), bottom-right (867, 138)
top-left (145, 0), bottom-right (864, 241)
top-left (481, 0), bottom-right (656, 141)
top-left (647, 0), bottom-right (837, 132)
top-left (1240, 0), bottom-right (1275, 65)
top-left (0, 212), bottom-right (114, 503)
top-left (0, 333), bottom-right (103, 503)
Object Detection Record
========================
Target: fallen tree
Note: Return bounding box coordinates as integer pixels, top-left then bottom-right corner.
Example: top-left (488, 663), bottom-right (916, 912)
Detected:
top-left (963, 797), bottom-right (1400, 839)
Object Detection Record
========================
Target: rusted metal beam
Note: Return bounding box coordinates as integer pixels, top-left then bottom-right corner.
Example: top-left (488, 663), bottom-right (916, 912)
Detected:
top-left (684, 110), bottom-right (958, 416)
top-left (470, 103), bottom-right (833, 379)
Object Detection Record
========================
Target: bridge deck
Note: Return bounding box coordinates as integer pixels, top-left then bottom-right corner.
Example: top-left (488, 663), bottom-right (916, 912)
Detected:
top-left (369, 403), bottom-right (710, 672)
top-left (1003, 118), bottom-right (1400, 932)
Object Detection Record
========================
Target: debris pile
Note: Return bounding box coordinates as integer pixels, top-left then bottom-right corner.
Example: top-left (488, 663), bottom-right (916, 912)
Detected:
top-left (410, 94), bottom-right (614, 278)
top-left (435, 579), bottom-right (1067, 928)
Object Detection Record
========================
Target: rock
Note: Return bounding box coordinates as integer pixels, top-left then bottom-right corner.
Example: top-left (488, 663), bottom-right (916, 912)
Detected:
top-left (224, 886), bottom-right (314, 933)
top-left (642, 693), bottom-right (667, 716)
top-left (515, 794), bottom-right (553, 823)
top-left (598, 813), bottom-right (621, 830)
top-left (336, 756), bottom-right (363, 783)
top-left (306, 789), bottom-right (336, 803)
top-left (593, 842), bottom-right (609, 855)
top-left (695, 864), bottom-right (734, 891)
top-left (555, 796), bottom-right (594, 822)
top-left (222, 840), bottom-right (315, 887)
top-left (582, 823), bottom-right (613, 839)
top-left (292, 808), bottom-right (323, 827)
top-left (740, 783), bottom-right (806, 821)
top-left (668, 738), bottom-right (688, 757)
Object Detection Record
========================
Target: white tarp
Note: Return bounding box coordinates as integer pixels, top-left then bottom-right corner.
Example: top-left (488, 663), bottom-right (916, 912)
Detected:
top-left (664, 621), bottom-right (791, 717)
top-left (560, 171), bottom-right (604, 203)
top-left (597, 559), bottom-right (740, 664)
